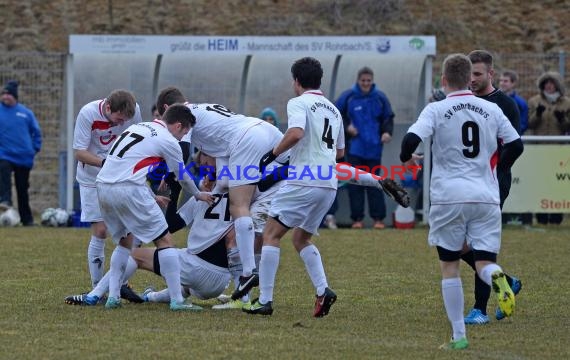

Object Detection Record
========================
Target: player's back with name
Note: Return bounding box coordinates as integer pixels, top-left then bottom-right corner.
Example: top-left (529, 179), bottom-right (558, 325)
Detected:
top-left (409, 91), bottom-right (519, 205)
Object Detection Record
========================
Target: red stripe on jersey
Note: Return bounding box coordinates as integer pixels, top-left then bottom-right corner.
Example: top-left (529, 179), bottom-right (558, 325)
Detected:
top-left (92, 120), bottom-right (112, 131)
top-left (447, 91), bottom-right (473, 98)
top-left (490, 150), bottom-right (499, 177)
top-left (153, 120), bottom-right (166, 127)
top-left (133, 156), bottom-right (164, 174)
top-left (305, 91), bottom-right (323, 96)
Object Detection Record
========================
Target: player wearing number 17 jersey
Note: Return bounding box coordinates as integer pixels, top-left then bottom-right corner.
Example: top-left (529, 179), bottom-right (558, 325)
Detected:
top-left (400, 54), bottom-right (523, 349)
top-left (96, 104), bottom-right (212, 311)
top-left (245, 57), bottom-right (344, 317)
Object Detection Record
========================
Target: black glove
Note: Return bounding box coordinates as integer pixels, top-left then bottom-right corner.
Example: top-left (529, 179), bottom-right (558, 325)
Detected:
top-left (259, 149), bottom-right (277, 170)
top-left (536, 104), bottom-right (546, 117)
top-left (554, 110), bottom-right (565, 123)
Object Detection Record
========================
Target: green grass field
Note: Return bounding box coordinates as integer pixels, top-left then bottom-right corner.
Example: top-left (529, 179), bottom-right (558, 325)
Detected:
top-left (1, 224), bottom-right (569, 359)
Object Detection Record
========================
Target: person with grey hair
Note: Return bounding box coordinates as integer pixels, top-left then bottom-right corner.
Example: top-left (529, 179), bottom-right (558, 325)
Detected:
top-left (528, 71), bottom-right (570, 225)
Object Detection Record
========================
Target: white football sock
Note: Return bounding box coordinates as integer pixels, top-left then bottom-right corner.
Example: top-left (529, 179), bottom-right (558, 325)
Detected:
top-left (158, 248), bottom-right (184, 303)
top-left (300, 245), bottom-right (328, 296)
top-left (234, 216), bottom-right (256, 276)
top-left (108, 245), bottom-right (130, 299)
top-left (122, 256), bottom-right (138, 284)
top-left (479, 263), bottom-right (502, 286)
top-left (87, 236), bottom-right (105, 288)
top-left (89, 271), bottom-right (109, 298)
top-left (147, 288), bottom-right (171, 303)
top-left (259, 245), bottom-right (280, 304)
top-left (441, 277), bottom-right (466, 341)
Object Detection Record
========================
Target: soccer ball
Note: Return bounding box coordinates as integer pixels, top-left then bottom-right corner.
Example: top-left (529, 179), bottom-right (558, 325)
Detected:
top-left (41, 208), bottom-right (70, 227)
top-left (0, 206), bottom-right (21, 226)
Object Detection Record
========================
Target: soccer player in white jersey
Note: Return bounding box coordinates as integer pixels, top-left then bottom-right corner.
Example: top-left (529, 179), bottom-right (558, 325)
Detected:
top-left (73, 89), bottom-right (143, 289)
top-left (244, 57), bottom-right (344, 317)
top-left (156, 87), bottom-right (288, 302)
top-left (94, 104), bottom-right (213, 311)
top-left (399, 54), bottom-right (524, 350)
top-left (65, 192), bottom-right (236, 309)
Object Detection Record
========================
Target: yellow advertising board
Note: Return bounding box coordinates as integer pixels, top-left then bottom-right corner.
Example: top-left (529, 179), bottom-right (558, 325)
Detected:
top-left (503, 145), bottom-right (570, 213)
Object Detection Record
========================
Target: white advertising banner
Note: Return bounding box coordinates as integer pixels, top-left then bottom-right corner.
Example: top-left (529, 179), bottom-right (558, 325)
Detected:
top-left (503, 145), bottom-right (570, 213)
top-left (69, 35), bottom-right (435, 56)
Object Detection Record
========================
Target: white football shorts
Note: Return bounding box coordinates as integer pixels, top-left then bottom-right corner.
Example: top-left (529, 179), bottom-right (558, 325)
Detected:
top-left (79, 184), bottom-right (102, 222)
top-left (250, 181), bottom-right (282, 234)
top-left (96, 183), bottom-right (168, 245)
top-left (178, 249), bottom-right (231, 300)
top-left (227, 122), bottom-right (286, 187)
top-left (428, 203), bottom-right (502, 253)
top-left (269, 184), bottom-right (336, 235)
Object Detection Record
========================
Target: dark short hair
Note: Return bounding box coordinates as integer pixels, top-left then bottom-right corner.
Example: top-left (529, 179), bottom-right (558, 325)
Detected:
top-left (357, 66), bottom-right (374, 79)
top-left (442, 54), bottom-right (472, 89)
top-left (106, 89), bottom-right (136, 118)
top-left (291, 57), bottom-right (322, 89)
top-left (501, 69), bottom-right (518, 83)
top-left (468, 50), bottom-right (494, 71)
top-left (156, 87), bottom-right (186, 115)
top-left (162, 103), bottom-right (195, 128)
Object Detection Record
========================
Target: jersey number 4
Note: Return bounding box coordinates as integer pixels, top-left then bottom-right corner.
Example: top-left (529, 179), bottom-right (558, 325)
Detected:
top-left (321, 117), bottom-right (334, 149)
top-left (109, 131), bottom-right (144, 158)
top-left (461, 121), bottom-right (480, 158)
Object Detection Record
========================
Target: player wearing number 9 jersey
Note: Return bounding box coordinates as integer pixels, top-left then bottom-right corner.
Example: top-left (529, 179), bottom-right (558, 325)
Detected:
top-left (95, 104), bottom-right (213, 311)
top-left (400, 54), bottom-right (523, 349)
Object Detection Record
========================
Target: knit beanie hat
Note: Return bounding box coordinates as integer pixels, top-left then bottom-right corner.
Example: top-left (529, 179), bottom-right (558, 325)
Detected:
top-left (260, 107), bottom-right (280, 128)
top-left (3, 81), bottom-right (18, 100)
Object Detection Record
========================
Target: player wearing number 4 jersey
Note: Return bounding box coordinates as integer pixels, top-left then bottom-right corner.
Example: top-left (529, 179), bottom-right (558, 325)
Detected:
top-left (96, 104), bottom-right (213, 311)
top-left (400, 54), bottom-right (523, 349)
top-left (245, 57), bottom-right (344, 317)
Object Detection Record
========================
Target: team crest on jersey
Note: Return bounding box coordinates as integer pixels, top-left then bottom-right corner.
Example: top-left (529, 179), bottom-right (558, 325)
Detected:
top-left (99, 134), bottom-right (117, 145)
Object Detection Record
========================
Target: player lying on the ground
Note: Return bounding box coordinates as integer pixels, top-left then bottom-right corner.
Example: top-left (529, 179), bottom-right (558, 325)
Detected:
top-left (65, 193), bottom-right (237, 310)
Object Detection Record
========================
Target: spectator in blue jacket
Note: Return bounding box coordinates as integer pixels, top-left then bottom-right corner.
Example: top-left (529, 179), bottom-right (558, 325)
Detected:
top-left (500, 70), bottom-right (529, 134)
top-left (0, 81), bottom-right (42, 226)
top-left (336, 67), bottom-right (394, 229)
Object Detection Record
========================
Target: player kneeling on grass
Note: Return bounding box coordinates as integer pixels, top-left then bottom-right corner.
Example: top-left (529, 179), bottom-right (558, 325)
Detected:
top-left (400, 53), bottom-right (523, 350)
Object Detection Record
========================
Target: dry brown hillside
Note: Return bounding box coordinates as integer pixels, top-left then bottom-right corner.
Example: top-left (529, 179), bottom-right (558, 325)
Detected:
top-left (1, 0), bottom-right (568, 54)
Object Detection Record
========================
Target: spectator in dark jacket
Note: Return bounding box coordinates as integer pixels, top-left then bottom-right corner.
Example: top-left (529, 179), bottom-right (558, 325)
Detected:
top-left (528, 71), bottom-right (570, 225)
top-left (335, 67), bottom-right (394, 229)
top-left (0, 80), bottom-right (42, 226)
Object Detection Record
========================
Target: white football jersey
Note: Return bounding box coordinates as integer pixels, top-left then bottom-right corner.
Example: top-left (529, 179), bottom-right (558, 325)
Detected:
top-left (407, 90), bottom-right (520, 204)
top-left (177, 194), bottom-right (233, 254)
top-left (96, 120), bottom-right (183, 186)
top-left (286, 90), bottom-right (345, 189)
top-left (73, 100), bottom-right (142, 185)
top-left (188, 103), bottom-right (264, 157)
